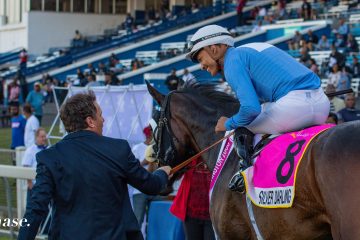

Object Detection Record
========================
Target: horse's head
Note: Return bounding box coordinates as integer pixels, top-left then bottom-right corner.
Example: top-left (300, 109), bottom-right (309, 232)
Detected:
top-left (146, 81), bottom-right (197, 170)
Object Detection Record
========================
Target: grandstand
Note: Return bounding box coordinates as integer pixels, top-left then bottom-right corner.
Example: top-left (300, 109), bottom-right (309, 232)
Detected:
top-left (0, 0), bottom-right (360, 239)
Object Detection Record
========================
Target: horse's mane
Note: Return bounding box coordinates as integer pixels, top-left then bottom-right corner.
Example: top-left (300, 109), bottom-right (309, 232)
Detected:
top-left (178, 79), bottom-right (239, 111)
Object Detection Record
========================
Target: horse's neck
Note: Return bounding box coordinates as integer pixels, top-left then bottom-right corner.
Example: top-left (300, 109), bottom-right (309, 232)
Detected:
top-left (192, 129), bottom-right (234, 172)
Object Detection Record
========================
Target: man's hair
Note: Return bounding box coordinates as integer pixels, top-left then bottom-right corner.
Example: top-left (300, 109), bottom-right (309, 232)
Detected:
top-left (345, 93), bottom-right (355, 100)
top-left (60, 91), bottom-right (97, 133)
top-left (328, 112), bottom-right (338, 124)
top-left (35, 127), bottom-right (46, 137)
top-left (23, 104), bottom-right (32, 114)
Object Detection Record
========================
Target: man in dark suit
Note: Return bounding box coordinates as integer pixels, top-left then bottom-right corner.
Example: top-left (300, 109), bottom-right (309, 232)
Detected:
top-left (18, 91), bottom-right (171, 240)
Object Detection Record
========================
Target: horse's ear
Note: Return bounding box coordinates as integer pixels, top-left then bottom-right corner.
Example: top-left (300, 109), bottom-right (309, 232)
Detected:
top-left (146, 80), bottom-right (165, 105)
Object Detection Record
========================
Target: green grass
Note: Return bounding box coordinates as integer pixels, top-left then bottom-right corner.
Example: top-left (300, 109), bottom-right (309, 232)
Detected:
top-left (0, 128), bottom-right (11, 150)
top-left (0, 236), bottom-right (12, 240)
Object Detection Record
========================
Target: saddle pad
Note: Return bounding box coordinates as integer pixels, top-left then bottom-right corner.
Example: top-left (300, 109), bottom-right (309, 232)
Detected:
top-left (242, 124), bottom-right (334, 208)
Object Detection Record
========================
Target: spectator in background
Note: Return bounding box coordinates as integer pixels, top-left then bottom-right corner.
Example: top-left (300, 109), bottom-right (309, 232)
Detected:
top-left (72, 30), bottom-right (84, 48)
top-left (338, 93), bottom-right (360, 123)
top-left (250, 6), bottom-right (259, 21)
top-left (23, 104), bottom-right (39, 148)
top-left (236, 0), bottom-right (247, 26)
top-left (328, 45), bottom-right (345, 69)
top-left (317, 35), bottom-right (331, 50)
top-left (337, 67), bottom-right (351, 92)
top-left (252, 20), bottom-right (263, 33)
top-left (147, 6), bottom-right (156, 25)
top-left (301, 0), bottom-right (311, 20)
top-left (326, 84), bottom-right (345, 113)
top-left (333, 33), bottom-right (345, 49)
top-left (76, 68), bottom-right (87, 86)
top-left (132, 126), bottom-right (161, 228)
top-left (10, 102), bottom-right (26, 149)
top-left (124, 13), bottom-right (134, 34)
top-left (43, 74), bottom-right (56, 103)
top-left (86, 74), bottom-right (103, 87)
top-left (87, 63), bottom-right (97, 75)
top-left (345, 33), bottom-right (359, 53)
top-left (299, 47), bottom-right (311, 67)
top-left (165, 68), bottom-right (181, 91)
top-left (191, 2), bottom-right (199, 13)
top-left (16, 69), bottom-right (28, 99)
top-left (328, 64), bottom-right (341, 89)
top-left (288, 31), bottom-right (303, 50)
top-left (7, 78), bottom-right (21, 104)
top-left (309, 58), bottom-right (319, 75)
top-left (326, 112), bottom-right (338, 125)
top-left (19, 49), bottom-right (28, 76)
top-left (182, 69), bottom-right (195, 83)
top-left (131, 58), bottom-right (143, 71)
top-left (258, 7), bottom-right (267, 19)
top-left (337, 19), bottom-right (349, 42)
top-left (109, 53), bottom-right (119, 68)
top-left (275, 0), bottom-right (286, 20)
top-left (22, 128), bottom-right (48, 206)
top-left (26, 82), bottom-right (45, 125)
top-left (104, 72), bottom-right (120, 86)
top-left (98, 62), bottom-right (108, 75)
top-left (170, 158), bottom-right (216, 240)
top-left (306, 29), bottom-right (319, 51)
top-left (351, 56), bottom-right (360, 78)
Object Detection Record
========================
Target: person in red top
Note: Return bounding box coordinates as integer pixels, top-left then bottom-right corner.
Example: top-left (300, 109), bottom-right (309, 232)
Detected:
top-left (170, 159), bottom-right (215, 240)
top-left (19, 48), bottom-right (28, 75)
top-left (237, 0), bottom-right (247, 26)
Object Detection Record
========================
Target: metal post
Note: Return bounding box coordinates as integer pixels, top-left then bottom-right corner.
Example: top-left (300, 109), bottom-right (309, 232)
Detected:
top-left (3, 177), bottom-right (15, 239)
top-left (15, 147), bottom-right (26, 221)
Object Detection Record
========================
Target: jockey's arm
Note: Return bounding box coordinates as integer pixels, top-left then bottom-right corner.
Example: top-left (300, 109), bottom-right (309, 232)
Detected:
top-left (224, 58), bottom-right (261, 130)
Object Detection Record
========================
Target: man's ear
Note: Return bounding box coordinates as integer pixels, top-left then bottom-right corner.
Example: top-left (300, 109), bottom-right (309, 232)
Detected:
top-left (85, 116), bottom-right (95, 128)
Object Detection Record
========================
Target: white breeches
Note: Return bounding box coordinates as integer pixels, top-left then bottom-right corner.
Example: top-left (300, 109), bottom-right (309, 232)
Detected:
top-left (247, 88), bottom-right (330, 135)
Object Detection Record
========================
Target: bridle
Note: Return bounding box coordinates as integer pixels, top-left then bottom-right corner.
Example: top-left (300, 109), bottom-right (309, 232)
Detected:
top-left (153, 92), bottom-right (183, 166)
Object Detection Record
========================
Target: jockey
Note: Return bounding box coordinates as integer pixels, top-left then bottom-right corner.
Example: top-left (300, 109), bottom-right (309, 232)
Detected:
top-left (185, 25), bottom-right (330, 193)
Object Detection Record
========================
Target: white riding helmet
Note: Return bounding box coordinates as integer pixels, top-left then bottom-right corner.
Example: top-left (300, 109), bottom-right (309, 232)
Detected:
top-left (186, 25), bottom-right (235, 63)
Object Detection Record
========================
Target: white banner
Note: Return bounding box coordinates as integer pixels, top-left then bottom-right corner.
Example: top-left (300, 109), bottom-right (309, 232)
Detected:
top-left (66, 84), bottom-right (153, 146)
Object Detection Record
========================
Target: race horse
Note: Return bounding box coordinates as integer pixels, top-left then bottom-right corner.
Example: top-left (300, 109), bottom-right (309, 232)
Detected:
top-left (146, 80), bottom-right (360, 240)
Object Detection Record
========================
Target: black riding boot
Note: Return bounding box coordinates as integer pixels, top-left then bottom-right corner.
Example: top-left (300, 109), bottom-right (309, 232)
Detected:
top-left (228, 127), bottom-right (255, 193)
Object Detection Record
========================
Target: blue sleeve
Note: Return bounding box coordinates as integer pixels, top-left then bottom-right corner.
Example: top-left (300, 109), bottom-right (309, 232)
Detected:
top-left (18, 161), bottom-right (54, 240)
top-left (124, 142), bottom-right (168, 195)
top-left (25, 91), bottom-right (31, 104)
top-left (224, 55), bottom-right (261, 130)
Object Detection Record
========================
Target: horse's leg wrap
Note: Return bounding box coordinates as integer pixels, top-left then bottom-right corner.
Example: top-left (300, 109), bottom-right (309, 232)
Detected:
top-left (228, 127), bottom-right (255, 193)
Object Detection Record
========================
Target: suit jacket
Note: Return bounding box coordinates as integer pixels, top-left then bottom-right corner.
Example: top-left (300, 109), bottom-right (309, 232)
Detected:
top-left (18, 130), bottom-right (168, 240)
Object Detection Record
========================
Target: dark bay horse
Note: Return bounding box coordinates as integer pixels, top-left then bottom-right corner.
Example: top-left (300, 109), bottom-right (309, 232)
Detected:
top-left (147, 81), bottom-right (360, 239)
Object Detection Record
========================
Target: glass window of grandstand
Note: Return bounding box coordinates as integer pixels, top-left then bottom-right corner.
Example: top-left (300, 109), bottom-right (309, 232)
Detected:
top-left (115, 0), bottom-right (126, 14)
top-left (59, 0), bottom-right (71, 12)
top-left (101, 0), bottom-right (112, 14)
top-left (73, 0), bottom-right (85, 12)
top-left (87, 0), bottom-right (98, 13)
top-left (185, 0), bottom-right (212, 7)
top-left (44, 0), bottom-right (57, 11)
top-left (30, 0), bottom-right (42, 11)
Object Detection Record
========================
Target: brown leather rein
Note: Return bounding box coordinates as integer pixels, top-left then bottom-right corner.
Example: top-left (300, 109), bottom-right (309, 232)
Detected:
top-left (170, 131), bottom-right (234, 175)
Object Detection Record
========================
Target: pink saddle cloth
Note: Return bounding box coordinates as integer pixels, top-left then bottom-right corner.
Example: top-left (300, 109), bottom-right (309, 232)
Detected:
top-left (242, 124), bottom-right (334, 208)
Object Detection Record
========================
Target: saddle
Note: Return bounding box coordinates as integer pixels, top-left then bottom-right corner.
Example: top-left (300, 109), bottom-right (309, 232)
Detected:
top-left (242, 124), bottom-right (334, 208)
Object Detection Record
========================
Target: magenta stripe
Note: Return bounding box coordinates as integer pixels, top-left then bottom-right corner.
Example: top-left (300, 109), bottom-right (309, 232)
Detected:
top-left (210, 137), bottom-right (234, 190)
